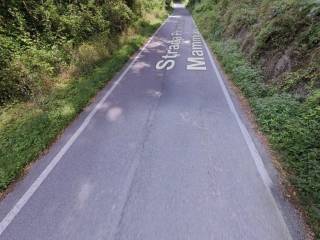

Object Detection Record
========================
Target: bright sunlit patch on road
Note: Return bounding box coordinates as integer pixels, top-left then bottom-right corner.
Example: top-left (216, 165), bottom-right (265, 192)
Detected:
top-left (173, 3), bottom-right (185, 9)
top-left (132, 61), bottom-right (150, 74)
top-left (107, 107), bottom-right (123, 122)
top-left (148, 41), bottom-right (164, 48)
top-left (76, 182), bottom-right (93, 209)
top-left (98, 102), bottom-right (111, 111)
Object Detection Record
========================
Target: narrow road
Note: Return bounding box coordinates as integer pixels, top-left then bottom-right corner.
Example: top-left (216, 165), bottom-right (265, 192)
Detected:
top-left (0, 5), bottom-right (294, 240)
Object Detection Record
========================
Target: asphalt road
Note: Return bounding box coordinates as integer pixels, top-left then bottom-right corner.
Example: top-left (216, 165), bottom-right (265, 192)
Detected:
top-left (0, 5), bottom-right (299, 240)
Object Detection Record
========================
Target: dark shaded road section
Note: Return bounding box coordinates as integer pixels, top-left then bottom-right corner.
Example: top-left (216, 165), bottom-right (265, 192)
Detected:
top-left (0, 5), bottom-right (297, 240)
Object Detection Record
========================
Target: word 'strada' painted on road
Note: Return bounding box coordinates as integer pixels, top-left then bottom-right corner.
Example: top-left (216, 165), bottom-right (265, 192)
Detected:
top-left (156, 22), bottom-right (207, 71)
top-left (156, 23), bottom-right (183, 71)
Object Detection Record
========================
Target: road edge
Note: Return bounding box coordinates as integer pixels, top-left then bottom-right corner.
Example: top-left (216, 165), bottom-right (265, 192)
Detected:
top-left (0, 16), bottom-right (170, 236)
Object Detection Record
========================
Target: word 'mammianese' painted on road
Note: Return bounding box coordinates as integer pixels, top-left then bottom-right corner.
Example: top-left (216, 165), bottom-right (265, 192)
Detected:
top-left (187, 30), bottom-right (207, 71)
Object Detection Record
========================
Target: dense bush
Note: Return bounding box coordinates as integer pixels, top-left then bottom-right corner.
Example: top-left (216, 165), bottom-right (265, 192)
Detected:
top-left (189, 0), bottom-right (320, 237)
top-left (0, 0), bottom-right (166, 104)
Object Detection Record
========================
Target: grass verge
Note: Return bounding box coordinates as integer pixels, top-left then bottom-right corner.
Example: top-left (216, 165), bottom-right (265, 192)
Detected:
top-left (0, 20), bottom-right (162, 193)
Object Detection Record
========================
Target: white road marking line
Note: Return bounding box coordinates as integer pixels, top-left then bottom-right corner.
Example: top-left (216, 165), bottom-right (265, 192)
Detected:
top-left (207, 47), bottom-right (275, 186)
top-left (0, 18), bottom-right (169, 236)
top-left (192, 18), bottom-right (273, 187)
top-left (191, 18), bottom-right (293, 239)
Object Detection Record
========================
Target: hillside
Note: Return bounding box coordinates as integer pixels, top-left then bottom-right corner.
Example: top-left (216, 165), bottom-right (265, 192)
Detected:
top-left (188, 0), bottom-right (320, 237)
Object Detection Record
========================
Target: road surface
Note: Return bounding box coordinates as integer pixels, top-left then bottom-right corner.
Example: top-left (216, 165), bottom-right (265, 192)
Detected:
top-left (0, 5), bottom-right (297, 240)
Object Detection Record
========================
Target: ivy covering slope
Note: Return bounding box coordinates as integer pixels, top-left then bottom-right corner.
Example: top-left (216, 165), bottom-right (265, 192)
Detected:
top-left (188, 0), bottom-right (320, 237)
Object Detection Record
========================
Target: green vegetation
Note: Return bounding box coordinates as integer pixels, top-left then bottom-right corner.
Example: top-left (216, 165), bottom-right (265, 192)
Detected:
top-left (189, 0), bottom-right (320, 237)
top-left (0, 1), bottom-right (168, 191)
top-left (0, 0), bottom-right (167, 104)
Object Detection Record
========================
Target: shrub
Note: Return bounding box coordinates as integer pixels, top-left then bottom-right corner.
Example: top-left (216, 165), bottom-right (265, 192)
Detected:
top-left (0, 0), bottom-right (168, 105)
